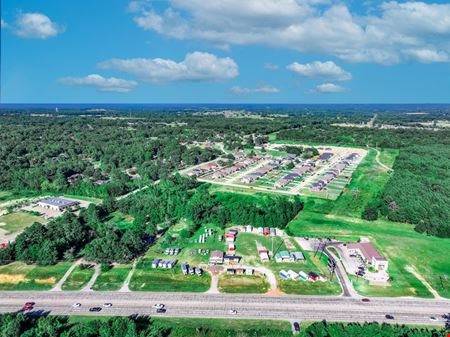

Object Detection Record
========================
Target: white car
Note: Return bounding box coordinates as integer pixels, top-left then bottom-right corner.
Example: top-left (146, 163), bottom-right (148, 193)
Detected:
top-left (429, 316), bottom-right (438, 321)
top-left (228, 309), bottom-right (238, 315)
top-left (103, 303), bottom-right (113, 307)
top-left (152, 304), bottom-right (165, 309)
top-left (72, 303), bottom-right (81, 308)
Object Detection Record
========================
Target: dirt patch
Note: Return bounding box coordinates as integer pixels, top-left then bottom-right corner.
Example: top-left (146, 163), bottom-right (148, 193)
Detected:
top-left (266, 288), bottom-right (285, 296)
top-left (0, 274), bottom-right (27, 284)
top-left (35, 277), bottom-right (56, 285)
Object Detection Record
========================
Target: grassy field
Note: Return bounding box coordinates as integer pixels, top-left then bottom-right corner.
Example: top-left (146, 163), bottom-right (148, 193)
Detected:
top-left (218, 274), bottom-right (269, 293)
top-left (235, 233), bottom-right (287, 265)
top-left (0, 212), bottom-right (47, 235)
top-left (92, 264), bottom-right (131, 291)
top-left (61, 264), bottom-right (95, 291)
top-left (129, 260), bottom-right (211, 292)
top-left (0, 262), bottom-right (71, 290)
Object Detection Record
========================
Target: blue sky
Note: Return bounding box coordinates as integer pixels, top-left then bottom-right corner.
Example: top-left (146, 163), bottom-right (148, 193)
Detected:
top-left (1, 0), bottom-right (450, 103)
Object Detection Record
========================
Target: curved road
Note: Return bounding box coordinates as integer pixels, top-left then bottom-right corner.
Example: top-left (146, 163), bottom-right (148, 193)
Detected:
top-left (1, 291), bottom-right (448, 326)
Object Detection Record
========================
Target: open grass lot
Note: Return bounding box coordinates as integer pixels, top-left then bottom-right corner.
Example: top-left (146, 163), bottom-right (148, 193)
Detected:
top-left (61, 265), bottom-right (95, 291)
top-left (129, 260), bottom-right (211, 292)
top-left (0, 262), bottom-right (71, 290)
top-left (271, 253), bottom-right (342, 295)
top-left (0, 212), bottom-right (47, 235)
top-left (92, 264), bottom-right (131, 291)
top-left (106, 211), bottom-right (134, 230)
top-left (218, 273), bottom-right (269, 293)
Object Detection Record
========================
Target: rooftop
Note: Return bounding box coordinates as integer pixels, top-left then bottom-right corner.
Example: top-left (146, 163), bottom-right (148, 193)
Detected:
top-left (38, 197), bottom-right (79, 207)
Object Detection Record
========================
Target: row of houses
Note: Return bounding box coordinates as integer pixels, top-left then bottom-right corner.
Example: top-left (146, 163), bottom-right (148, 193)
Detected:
top-left (165, 247), bottom-right (181, 255)
top-left (209, 250), bottom-right (243, 265)
top-left (274, 161), bottom-right (316, 188)
top-left (188, 162), bottom-right (221, 177)
top-left (152, 259), bottom-right (177, 269)
top-left (226, 229), bottom-right (238, 252)
top-left (279, 270), bottom-right (327, 282)
top-left (274, 250), bottom-right (305, 263)
top-left (181, 264), bottom-right (203, 276)
top-left (226, 267), bottom-right (262, 276)
top-left (311, 153), bottom-right (360, 192)
top-left (241, 163), bottom-right (278, 183)
top-left (212, 156), bottom-right (261, 179)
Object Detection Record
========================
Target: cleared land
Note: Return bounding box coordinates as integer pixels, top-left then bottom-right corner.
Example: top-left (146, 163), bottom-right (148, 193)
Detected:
top-left (218, 274), bottom-right (269, 294)
top-left (0, 212), bottom-right (46, 237)
top-left (92, 264), bottom-right (132, 291)
top-left (0, 262), bottom-right (71, 291)
top-left (61, 265), bottom-right (96, 291)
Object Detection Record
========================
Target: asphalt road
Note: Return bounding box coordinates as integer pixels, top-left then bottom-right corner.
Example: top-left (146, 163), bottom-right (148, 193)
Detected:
top-left (1, 291), bottom-right (449, 326)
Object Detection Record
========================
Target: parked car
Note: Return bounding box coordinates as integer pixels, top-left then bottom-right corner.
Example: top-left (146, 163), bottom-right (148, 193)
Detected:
top-left (293, 322), bottom-right (300, 333)
top-left (103, 303), bottom-right (112, 307)
top-left (156, 308), bottom-right (166, 313)
top-left (89, 307), bottom-right (102, 312)
top-left (72, 303), bottom-right (81, 308)
top-left (361, 298), bottom-right (370, 302)
top-left (152, 304), bottom-right (165, 309)
top-left (385, 314), bottom-right (395, 320)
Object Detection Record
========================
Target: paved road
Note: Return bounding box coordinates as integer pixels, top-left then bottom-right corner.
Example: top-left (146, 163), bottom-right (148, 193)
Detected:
top-left (1, 291), bottom-right (448, 326)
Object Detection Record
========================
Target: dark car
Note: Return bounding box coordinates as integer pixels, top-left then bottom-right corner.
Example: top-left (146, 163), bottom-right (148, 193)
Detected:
top-left (385, 314), bottom-right (395, 320)
top-left (156, 308), bottom-right (166, 313)
top-left (293, 322), bottom-right (300, 333)
top-left (20, 306), bottom-right (33, 312)
top-left (361, 298), bottom-right (370, 302)
top-left (89, 307), bottom-right (102, 312)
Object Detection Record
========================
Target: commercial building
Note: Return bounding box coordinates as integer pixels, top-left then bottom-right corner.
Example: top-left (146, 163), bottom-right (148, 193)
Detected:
top-left (37, 197), bottom-right (80, 212)
top-left (347, 242), bottom-right (388, 271)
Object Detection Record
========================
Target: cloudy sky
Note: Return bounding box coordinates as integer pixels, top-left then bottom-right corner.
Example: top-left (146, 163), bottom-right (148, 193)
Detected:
top-left (1, 0), bottom-right (450, 103)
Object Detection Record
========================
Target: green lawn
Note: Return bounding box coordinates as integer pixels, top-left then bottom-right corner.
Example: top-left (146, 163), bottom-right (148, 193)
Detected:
top-left (218, 274), bottom-right (269, 293)
top-left (61, 264), bottom-right (95, 291)
top-left (0, 212), bottom-right (47, 235)
top-left (129, 261), bottom-right (211, 292)
top-left (235, 233), bottom-right (287, 265)
top-left (92, 264), bottom-right (131, 291)
top-left (0, 262), bottom-right (72, 290)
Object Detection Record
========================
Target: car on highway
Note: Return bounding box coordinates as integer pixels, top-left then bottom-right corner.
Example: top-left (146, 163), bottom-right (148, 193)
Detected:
top-left (103, 303), bottom-right (112, 307)
top-left (293, 322), bottom-right (300, 333)
top-left (385, 314), bottom-right (395, 320)
top-left (152, 304), bottom-right (165, 309)
top-left (24, 302), bottom-right (35, 307)
top-left (89, 307), bottom-right (102, 312)
top-left (228, 309), bottom-right (238, 315)
top-left (72, 303), bottom-right (81, 308)
top-left (156, 308), bottom-right (166, 313)
top-left (361, 298), bottom-right (370, 302)
top-left (429, 316), bottom-right (438, 321)
top-left (20, 306), bottom-right (33, 312)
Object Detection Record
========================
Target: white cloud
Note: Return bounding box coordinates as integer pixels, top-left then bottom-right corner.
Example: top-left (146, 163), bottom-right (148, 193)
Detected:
top-left (1, 19), bottom-right (8, 29)
top-left (287, 61), bottom-right (352, 81)
top-left (98, 51), bottom-right (239, 83)
top-left (129, 0), bottom-right (450, 64)
top-left (402, 48), bottom-right (449, 63)
top-left (14, 13), bottom-right (64, 39)
top-left (314, 83), bottom-right (348, 93)
top-left (58, 74), bottom-right (137, 93)
top-left (231, 85), bottom-right (280, 94)
top-left (264, 62), bottom-right (279, 70)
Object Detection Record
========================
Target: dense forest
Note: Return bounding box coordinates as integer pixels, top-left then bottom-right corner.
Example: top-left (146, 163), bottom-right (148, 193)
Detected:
top-left (378, 145), bottom-right (450, 237)
top-left (0, 313), bottom-right (447, 337)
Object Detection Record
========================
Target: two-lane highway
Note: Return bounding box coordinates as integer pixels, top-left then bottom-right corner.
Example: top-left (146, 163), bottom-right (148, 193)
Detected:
top-left (1, 291), bottom-right (449, 326)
